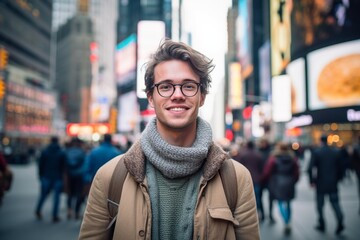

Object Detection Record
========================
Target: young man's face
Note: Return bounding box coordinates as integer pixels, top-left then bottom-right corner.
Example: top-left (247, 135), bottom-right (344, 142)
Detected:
top-left (148, 59), bottom-right (205, 134)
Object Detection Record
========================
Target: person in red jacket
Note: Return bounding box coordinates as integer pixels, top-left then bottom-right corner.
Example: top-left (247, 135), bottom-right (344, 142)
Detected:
top-left (262, 141), bottom-right (300, 235)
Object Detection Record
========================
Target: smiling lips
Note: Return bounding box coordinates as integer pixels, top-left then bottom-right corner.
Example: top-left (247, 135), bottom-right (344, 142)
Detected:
top-left (167, 107), bottom-right (188, 112)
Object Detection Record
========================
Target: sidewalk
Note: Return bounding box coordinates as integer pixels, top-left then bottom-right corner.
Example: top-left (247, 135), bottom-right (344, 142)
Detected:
top-left (0, 162), bottom-right (359, 239)
top-left (259, 168), bottom-right (360, 240)
top-left (0, 162), bottom-right (81, 240)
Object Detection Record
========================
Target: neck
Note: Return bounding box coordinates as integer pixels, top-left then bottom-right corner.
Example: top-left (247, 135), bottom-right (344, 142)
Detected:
top-left (157, 123), bottom-right (197, 147)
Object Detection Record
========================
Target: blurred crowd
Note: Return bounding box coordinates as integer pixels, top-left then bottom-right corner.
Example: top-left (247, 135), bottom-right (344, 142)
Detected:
top-left (32, 133), bottom-right (129, 223)
top-left (1, 133), bottom-right (360, 237)
top-left (222, 135), bottom-right (360, 236)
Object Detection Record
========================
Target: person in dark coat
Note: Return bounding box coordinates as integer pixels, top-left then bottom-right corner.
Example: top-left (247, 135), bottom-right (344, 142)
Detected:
top-left (234, 140), bottom-right (264, 222)
top-left (351, 136), bottom-right (360, 215)
top-left (258, 138), bottom-right (275, 223)
top-left (307, 134), bottom-right (345, 235)
top-left (65, 137), bottom-right (87, 220)
top-left (262, 142), bottom-right (300, 235)
top-left (35, 136), bottom-right (67, 223)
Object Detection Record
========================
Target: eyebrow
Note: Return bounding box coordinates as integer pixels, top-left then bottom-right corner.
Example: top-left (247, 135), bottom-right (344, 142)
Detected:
top-left (156, 79), bottom-right (199, 84)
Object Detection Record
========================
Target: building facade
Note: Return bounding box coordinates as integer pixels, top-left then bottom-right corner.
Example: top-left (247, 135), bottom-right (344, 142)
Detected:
top-left (0, 0), bottom-right (63, 162)
top-left (55, 13), bottom-right (93, 123)
top-left (53, 0), bottom-right (118, 125)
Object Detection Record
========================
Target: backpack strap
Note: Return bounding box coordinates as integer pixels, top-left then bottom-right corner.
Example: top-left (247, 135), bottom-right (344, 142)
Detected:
top-left (219, 159), bottom-right (238, 213)
top-left (106, 158), bottom-right (128, 231)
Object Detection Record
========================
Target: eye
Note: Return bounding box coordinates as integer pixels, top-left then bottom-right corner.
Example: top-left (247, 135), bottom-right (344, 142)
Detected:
top-left (158, 83), bottom-right (172, 91)
top-left (183, 83), bottom-right (196, 90)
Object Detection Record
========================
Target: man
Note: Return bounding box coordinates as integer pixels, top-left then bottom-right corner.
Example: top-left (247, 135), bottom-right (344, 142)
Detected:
top-left (308, 135), bottom-right (345, 235)
top-left (65, 137), bottom-right (87, 220)
top-left (79, 40), bottom-right (260, 239)
top-left (35, 136), bottom-right (67, 223)
top-left (258, 138), bottom-right (275, 223)
top-left (233, 140), bottom-right (264, 222)
top-left (352, 136), bottom-right (360, 215)
top-left (85, 133), bottom-right (122, 182)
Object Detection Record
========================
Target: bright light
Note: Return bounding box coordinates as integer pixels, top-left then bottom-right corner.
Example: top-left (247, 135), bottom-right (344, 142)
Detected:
top-left (136, 21), bottom-right (165, 98)
top-left (272, 75), bottom-right (292, 122)
top-left (92, 133), bottom-right (100, 142)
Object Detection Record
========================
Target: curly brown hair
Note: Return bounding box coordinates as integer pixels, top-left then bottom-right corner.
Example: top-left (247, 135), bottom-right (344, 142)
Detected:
top-left (144, 39), bottom-right (215, 96)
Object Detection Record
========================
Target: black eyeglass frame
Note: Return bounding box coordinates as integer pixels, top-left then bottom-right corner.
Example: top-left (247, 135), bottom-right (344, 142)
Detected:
top-left (151, 82), bottom-right (202, 98)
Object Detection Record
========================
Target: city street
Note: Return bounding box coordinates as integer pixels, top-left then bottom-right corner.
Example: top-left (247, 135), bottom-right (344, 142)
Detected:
top-left (0, 161), bottom-right (359, 240)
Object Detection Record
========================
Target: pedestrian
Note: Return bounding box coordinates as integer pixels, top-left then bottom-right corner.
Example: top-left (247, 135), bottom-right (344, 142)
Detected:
top-left (351, 135), bottom-right (360, 215)
top-left (85, 133), bottom-right (122, 183)
top-left (233, 140), bottom-right (264, 222)
top-left (79, 39), bottom-right (260, 239)
top-left (0, 146), bottom-right (13, 206)
top-left (35, 136), bottom-right (67, 223)
top-left (262, 142), bottom-right (300, 235)
top-left (64, 137), bottom-right (87, 220)
top-left (258, 138), bottom-right (275, 223)
top-left (307, 134), bottom-right (345, 235)
top-left (340, 145), bottom-right (352, 183)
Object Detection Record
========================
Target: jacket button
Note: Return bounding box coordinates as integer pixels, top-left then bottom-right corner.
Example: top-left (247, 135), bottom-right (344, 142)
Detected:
top-left (138, 230), bottom-right (145, 237)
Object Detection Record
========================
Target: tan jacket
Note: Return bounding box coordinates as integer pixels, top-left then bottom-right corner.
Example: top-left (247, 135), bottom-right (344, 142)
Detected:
top-left (79, 141), bottom-right (260, 240)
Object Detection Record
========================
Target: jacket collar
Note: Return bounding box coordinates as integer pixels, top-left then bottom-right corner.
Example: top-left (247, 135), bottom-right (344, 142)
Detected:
top-left (123, 140), bottom-right (230, 183)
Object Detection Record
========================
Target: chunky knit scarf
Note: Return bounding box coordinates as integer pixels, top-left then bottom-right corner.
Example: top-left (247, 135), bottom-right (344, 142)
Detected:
top-left (140, 117), bottom-right (213, 179)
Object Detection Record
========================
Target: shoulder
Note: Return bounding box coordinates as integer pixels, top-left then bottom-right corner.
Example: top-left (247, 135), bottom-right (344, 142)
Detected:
top-left (98, 155), bottom-right (123, 173)
top-left (230, 159), bottom-right (252, 187)
top-left (93, 155), bottom-right (124, 186)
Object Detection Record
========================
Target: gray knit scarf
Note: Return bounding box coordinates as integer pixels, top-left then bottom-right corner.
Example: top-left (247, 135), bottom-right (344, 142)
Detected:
top-left (140, 117), bottom-right (213, 179)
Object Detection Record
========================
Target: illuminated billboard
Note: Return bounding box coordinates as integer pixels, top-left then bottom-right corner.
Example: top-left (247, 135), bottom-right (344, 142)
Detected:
top-left (115, 34), bottom-right (136, 86)
top-left (290, 0), bottom-right (360, 57)
top-left (117, 91), bottom-right (139, 133)
top-left (272, 75), bottom-right (292, 122)
top-left (228, 62), bottom-right (244, 109)
top-left (136, 21), bottom-right (165, 99)
top-left (236, 0), bottom-right (253, 78)
top-left (286, 57), bottom-right (306, 114)
top-left (270, 0), bottom-right (291, 76)
top-left (307, 39), bottom-right (360, 110)
top-left (66, 123), bottom-right (110, 137)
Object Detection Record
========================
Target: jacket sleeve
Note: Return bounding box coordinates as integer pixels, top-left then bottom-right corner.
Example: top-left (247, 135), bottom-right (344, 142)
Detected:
top-left (294, 157), bottom-right (300, 183)
top-left (233, 160), bottom-right (260, 240)
top-left (78, 164), bottom-right (112, 240)
top-left (307, 151), bottom-right (317, 185)
top-left (37, 151), bottom-right (45, 178)
top-left (261, 156), bottom-right (275, 183)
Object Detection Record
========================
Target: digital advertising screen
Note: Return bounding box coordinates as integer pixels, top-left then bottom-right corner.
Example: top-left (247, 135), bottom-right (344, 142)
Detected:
top-left (286, 57), bottom-right (306, 114)
top-left (136, 21), bottom-right (165, 99)
top-left (307, 39), bottom-right (360, 111)
top-left (115, 34), bottom-right (136, 86)
top-left (290, 0), bottom-right (360, 58)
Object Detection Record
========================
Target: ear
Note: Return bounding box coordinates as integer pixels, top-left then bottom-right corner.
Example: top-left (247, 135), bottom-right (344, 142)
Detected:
top-left (147, 93), bottom-right (155, 108)
top-left (200, 94), bottom-right (206, 107)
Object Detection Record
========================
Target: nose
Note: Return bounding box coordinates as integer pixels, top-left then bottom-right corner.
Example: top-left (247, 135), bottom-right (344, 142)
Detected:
top-left (171, 85), bottom-right (185, 98)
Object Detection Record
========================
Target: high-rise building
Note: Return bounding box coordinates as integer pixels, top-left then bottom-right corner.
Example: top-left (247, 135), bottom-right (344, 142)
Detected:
top-left (53, 0), bottom-right (118, 124)
top-left (55, 12), bottom-right (94, 123)
top-left (0, 0), bottom-right (64, 161)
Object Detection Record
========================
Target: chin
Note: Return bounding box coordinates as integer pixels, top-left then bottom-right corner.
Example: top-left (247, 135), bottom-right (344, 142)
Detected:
top-left (164, 118), bottom-right (194, 130)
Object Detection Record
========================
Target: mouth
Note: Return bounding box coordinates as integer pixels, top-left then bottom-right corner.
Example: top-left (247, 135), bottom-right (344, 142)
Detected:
top-left (167, 107), bottom-right (188, 112)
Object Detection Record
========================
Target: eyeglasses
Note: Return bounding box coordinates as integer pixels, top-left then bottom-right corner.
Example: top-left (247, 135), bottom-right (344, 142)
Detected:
top-left (152, 82), bottom-right (202, 98)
